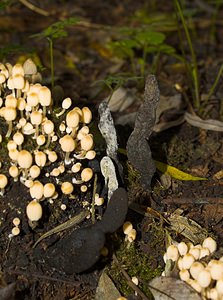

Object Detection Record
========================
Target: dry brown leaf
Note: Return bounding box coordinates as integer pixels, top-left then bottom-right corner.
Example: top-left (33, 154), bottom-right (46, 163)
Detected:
top-left (149, 276), bottom-right (202, 300)
top-left (95, 272), bottom-right (121, 300)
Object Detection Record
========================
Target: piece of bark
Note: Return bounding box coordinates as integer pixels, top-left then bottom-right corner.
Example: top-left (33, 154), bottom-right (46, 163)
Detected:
top-left (127, 75), bottom-right (160, 191)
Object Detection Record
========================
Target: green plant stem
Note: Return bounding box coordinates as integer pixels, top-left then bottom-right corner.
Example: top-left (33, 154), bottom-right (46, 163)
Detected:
top-left (206, 63), bottom-right (223, 104)
top-left (175, 0), bottom-right (200, 108)
top-left (47, 37), bottom-right (54, 89)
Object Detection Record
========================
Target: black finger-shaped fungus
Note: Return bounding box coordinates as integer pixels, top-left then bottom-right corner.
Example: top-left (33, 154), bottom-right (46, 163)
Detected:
top-left (41, 188), bottom-right (128, 274)
top-left (126, 75), bottom-right (160, 191)
top-left (100, 187), bottom-right (128, 233)
top-left (44, 224), bottom-right (105, 274)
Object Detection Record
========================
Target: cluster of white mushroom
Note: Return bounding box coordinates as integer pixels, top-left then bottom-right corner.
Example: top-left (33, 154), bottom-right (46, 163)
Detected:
top-left (0, 59), bottom-right (99, 229)
top-left (123, 221), bottom-right (137, 243)
top-left (163, 237), bottom-right (223, 299)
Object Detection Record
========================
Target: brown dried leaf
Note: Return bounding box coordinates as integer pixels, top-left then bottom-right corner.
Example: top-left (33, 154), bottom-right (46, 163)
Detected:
top-left (95, 272), bottom-right (121, 300)
top-left (149, 276), bottom-right (202, 300)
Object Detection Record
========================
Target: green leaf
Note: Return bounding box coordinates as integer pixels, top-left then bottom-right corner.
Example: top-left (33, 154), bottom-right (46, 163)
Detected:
top-left (31, 17), bottom-right (79, 40)
top-left (135, 31), bottom-right (166, 46)
top-left (155, 160), bottom-right (207, 181)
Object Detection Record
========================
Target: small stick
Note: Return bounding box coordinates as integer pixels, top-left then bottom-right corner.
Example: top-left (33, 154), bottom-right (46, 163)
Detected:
top-left (112, 254), bottom-right (150, 300)
top-left (19, 0), bottom-right (50, 16)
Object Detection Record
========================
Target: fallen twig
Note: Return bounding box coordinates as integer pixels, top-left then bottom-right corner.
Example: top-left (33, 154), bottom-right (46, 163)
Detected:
top-left (19, 0), bottom-right (50, 16)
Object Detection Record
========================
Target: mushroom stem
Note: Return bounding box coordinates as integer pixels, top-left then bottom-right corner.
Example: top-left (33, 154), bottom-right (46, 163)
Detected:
top-left (64, 151), bottom-right (71, 165)
top-left (56, 108), bottom-right (65, 117)
top-left (5, 121), bottom-right (13, 138)
top-left (45, 134), bottom-right (51, 148)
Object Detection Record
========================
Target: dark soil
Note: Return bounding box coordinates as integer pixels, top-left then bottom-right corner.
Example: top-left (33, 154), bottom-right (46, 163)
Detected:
top-left (1, 1), bottom-right (223, 299)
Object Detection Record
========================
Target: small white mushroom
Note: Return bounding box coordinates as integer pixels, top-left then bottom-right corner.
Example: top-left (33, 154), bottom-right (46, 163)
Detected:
top-left (26, 199), bottom-right (42, 223)
top-left (43, 183), bottom-right (56, 198)
top-left (59, 134), bottom-right (76, 164)
top-left (81, 107), bottom-right (92, 124)
top-left (81, 168), bottom-right (93, 182)
top-left (202, 237), bottom-right (217, 254)
top-left (61, 181), bottom-right (74, 195)
top-left (56, 97), bottom-right (72, 117)
top-left (66, 110), bottom-right (80, 137)
top-left (9, 165), bottom-right (19, 181)
top-left (29, 180), bottom-right (44, 200)
top-left (17, 150), bottom-right (33, 180)
top-left (0, 174), bottom-right (8, 195)
top-left (197, 269), bottom-right (211, 288)
top-left (4, 107), bottom-right (17, 138)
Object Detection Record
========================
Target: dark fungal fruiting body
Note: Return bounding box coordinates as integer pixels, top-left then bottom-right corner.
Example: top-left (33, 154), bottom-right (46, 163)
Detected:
top-left (37, 188), bottom-right (128, 274)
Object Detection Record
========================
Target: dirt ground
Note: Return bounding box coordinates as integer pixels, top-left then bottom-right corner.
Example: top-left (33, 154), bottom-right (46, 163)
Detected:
top-left (1, 1), bottom-right (223, 299)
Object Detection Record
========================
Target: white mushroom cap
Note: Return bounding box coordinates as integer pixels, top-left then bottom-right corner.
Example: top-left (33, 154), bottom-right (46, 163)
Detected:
top-left (34, 151), bottom-right (47, 167)
top-left (12, 217), bottom-right (20, 226)
top-left (77, 126), bottom-right (89, 140)
top-left (7, 76), bottom-right (14, 90)
top-left (22, 122), bottom-right (35, 135)
top-left (38, 86), bottom-right (51, 106)
top-left (81, 168), bottom-right (93, 182)
top-left (50, 168), bottom-right (60, 177)
top-left (12, 63), bottom-right (24, 76)
top-left (5, 94), bottom-right (17, 108)
top-left (85, 150), bottom-right (96, 160)
top-left (81, 107), bottom-right (92, 124)
top-left (17, 150), bottom-right (33, 169)
top-left (11, 226), bottom-right (20, 236)
top-left (181, 253), bottom-right (195, 269)
top-left (199, 247), bottom-right (210, 259)
top-left (24, 179), bottom-right (34, 188)
top-left (177, 242), bottom-right (188, 256)
top-left (36, 134), bottom-right (46, 146)
top-left (80, 185), bottom-right (88, 192)
top-left (62, 97), bottom-right (72, 109)
top-left (43, 183), bottom-right (56, 198)
top-left (197, 269), bottom-right (211, 288)
top-left (190, 261), bottom-right (205, 280)
top-left (8, 149), bottom-right (19, 161)
top-left (43, 120), bottom-right (54, 134)
top-left (202, 237), bottom-right (217, 254)
top-left (29, 165), bottom-right (41, 179)
top-left (29, 83), bottom-right (42, 94)
top-left (23, 58), bottom-right (37, 75)
top-left (7, 140), bottom-right (17, 151)
top-left (47, 151), bottom-right (57, 163)
top-left (209, 260), bottom-right (223, 280)
top-left (80, 134), bottom-right (94, 151)
top-left (59, 135), bottom-right (76, 152)
top-left (4, 107), bottom-right (17, 121)
top-left (13, 132), bottom-right (24, 146)
top-left (127, 228), bottom-right (137, 242)
top-left (71, 162), bottom-right (82, 173)
top-left (123, 221), bottom-right (133, 235)
top-left (17, 98), bottom-right (26, 111)
top-left (66, 110), bottom-right (80, 128)
top-left (30, 111), bottom-right (42, 125)
top-left (189, 247), bottom-right (200, 260)
top-left (166, 245), bottom-right (179, 262)
top-left (27, 92), bottom-right (39, 107)
top-left (26, 200), bottom-right (42, 221)
top-left (179, 269), bottom-right (190, 282)
top-left (29, 180), bottom-right (44, 200)
top-left (0, 174), bottom-right (8, 188)
top-left (9, 165), bottom-right (19, 179)
top-left (13, 74), bottom-right (25, 89)
top-left (61, 181), bottom-right (73, 195)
